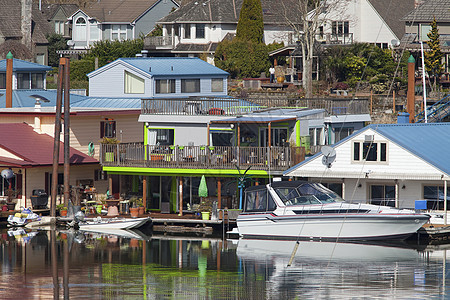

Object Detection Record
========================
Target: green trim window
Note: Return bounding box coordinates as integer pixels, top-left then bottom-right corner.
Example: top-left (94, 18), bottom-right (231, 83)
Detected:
top-left (124, 71), bottom-right (145, 94)
top-left (260, 127), bottom-right (288, 147)
top-left (181, 79), bottom-right (200, 93)
top-left (353, 141), bottom-right (387, 162)
top-left (156, 79), bottom-right (176, 94)
top-left (148, 128), bottom-right (174, 146)
top-left (211, 78), bottom-right (223, 92)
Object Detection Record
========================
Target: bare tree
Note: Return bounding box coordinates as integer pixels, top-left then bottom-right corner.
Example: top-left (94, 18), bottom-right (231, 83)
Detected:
top-left (279, 0), bottom-right (350, 98)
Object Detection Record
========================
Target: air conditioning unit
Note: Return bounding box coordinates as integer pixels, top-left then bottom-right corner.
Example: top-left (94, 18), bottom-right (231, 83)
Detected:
top-left (364, 135), bottom-right (374, 142)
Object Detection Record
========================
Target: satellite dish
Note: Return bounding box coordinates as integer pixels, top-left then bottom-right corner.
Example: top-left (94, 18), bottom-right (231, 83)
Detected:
top-left (1, 169), bottom-right (14, 179)
top-left (321, 146), bottom-right (336, 168)
top-left (391, 39), bottom-right (400, 47)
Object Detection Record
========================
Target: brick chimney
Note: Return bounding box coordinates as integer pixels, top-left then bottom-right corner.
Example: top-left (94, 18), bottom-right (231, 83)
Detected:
top-left (21, 0), bottom-right (32, 50)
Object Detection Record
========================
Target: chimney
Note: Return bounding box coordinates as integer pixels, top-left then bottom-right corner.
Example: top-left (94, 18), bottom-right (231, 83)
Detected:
top-left (6, 52), bottom-right (13, 108)
top-left (21, 0), bottom-right (32, 50)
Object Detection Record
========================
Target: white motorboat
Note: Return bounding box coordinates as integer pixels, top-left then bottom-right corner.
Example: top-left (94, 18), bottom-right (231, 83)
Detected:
top-left (7, 207), bottom-right (41, 227)
top-left (236, 181), bottom-right (430, 240)
top-left (78, 216), bottom-right (151, 230)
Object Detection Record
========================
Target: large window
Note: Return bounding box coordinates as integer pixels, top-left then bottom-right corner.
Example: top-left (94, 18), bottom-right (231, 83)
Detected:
top-left (75, 17), bottom-right (86, 41)
top-left (424, 185), bottom-right (450, 209)
top-left (148, 128), bottom-right (174, 146)
top-left (124, 71), bottom-right (145, 94)
top-left (31, 73), bottom-right (44, 89)
top-left (17, 73), bottom-right (30, 89)
top-left (184, 24), bottom-right (191, 39)
top-left (370, 184), bottom-right (395, 207)
top-left (353, 141), bottom-right (387, 162)
top-left (211, 78), bottom-right (223, 92)
top-left (0, 73), bottom-right (5, 89)
top-left (196, 24), bottom-right (205, 39)
top-left (112, 25), bottom-right (127, 41)
top-left (260, 128), bottom-right (288, 147)
top-left (55, 20), bottom-right (65, 35)
top-left (100, 120), bottom-right (116, 138)
top-left (335, 128), bottom-right (353, 143)
top-left (211, 130), bottom-right (233, 146)
top-left (332, 21), bottom-right (349, 37)
top-left (156, 79), bottom-right (176, 94)
top-left (181, 79), bottom-right (200, 93)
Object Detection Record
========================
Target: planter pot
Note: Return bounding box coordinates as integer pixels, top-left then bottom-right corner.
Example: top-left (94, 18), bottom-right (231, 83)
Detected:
top-left (6, 202), bottom-right (16, 211)
top-left (60, 210), bottom-right (68, 217)
top-left (130, 207), bottom-right (139, 218)
top-left (138, 206), bottom-right (145, 216)
top-left (2, 205), bottom-right (7, 211)
top-left (277, 76), bottom-right (285, 83)
top-left (96, 205), bottom-right (103, 214)
top-left (201, 212), bottom-right (210, 220)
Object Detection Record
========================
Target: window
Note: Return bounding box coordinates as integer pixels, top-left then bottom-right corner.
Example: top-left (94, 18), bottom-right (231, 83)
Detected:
top-left (321, 183), bottom-right (343, 197)
top-left (0, 73), bottom-right (5, 89)
top-left (244, 188), bottom-right (276, 212)
top-left (260, 128), bottom-right (288, 147)
top-left (335, 128), bottom-right (353, 142)
top-left (112, 24), bottom-right (127, 41)
top-left (17, 73), bottom-right (30, 89)
top-left (211, 131), bottom-right (233, 146)
top-left (211, 78), bottom-right (223, 92)
top-left (156, 79), bottom-right (176, 94)
top-left (181, 79), bottom-right (200, 93)
top-left (90, 21), bottom-right (100, 41)
top-left (100, 120), bottom-right (116, 138)
top-left (124, 71), bottom-right (145, 94)
top-left (424, 185), bottom-right (450, 209)
top-left (55, 20), bottom-right (65, 35)
top-left (196, 24), bottom-right (205, 39)
top-left (370, 185), bottom-right (395, 207)
top-left (332, 21), bottom-right (349, 37)
top-left (36, 54), bottom-right (45, 65)
top-left (75, 17), bottom-right (86, 41)
top-left (31, 73), bottom-right (44, 89)
top-left (147, 129), bottom-right (174, 146)
top-left (184, 24), bottom-right (191, 39)
top-left (353, 141), bottom-right (387, 162)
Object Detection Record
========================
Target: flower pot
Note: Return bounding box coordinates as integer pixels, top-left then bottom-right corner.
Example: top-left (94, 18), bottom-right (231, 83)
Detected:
top-left (277, 76), bottom-right (285, 83)
top-left (2, 205), bottom-right (7, 211)
top-left (201, 212), bottom-right (210, 220)
top-left (6, 202), bottom-right (16, 211)
top-left (96, 205), bottom-right (103, 214)
top-left (138, 206), bottom-right (145, 216)
top-left (130, 207), bottom-right (139, 218)
top-left (60, 210), bottom-right (68, 217)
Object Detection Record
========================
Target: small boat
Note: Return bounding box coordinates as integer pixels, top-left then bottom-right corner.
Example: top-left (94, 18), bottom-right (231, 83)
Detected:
top-left (7, 207), bottom-right (41, 227)
top-left (236, 180), bottom-right (430, 240)
top-left (77, 216), bottom-right (151, 230)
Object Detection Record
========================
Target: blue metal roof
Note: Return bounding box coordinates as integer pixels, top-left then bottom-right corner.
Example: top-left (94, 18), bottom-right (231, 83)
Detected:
top-left (0, 90), bottom-right (88, 108)
top-left (0, 59), bottom-right (52, 72)
top-left (89, 57), bottom-right (229, 77)
top-left (284, 123), bottom-right (450, 176)
top-left (71, 97), bottom-right (142, 109)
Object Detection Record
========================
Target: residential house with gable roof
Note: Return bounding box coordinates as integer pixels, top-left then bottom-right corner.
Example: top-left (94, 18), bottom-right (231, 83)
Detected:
top-left (284, 123), bottom-right (450, 211)
top-left (145, 0), bottom-right (296, 64)
top-left (66, 0), bottom-right (179, 51)
top-left (0, 0), bottom-right (52, 64)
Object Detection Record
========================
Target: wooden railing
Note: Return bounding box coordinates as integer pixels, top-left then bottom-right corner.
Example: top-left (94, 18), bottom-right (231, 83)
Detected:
top-left (141, 97), bottom-right (261, 115)
top-left (101, 143), bottom-right (305, 172)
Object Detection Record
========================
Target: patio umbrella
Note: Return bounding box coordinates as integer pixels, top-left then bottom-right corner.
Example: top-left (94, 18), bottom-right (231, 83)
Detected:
top-left (199, 175), bottom-right (208, 198)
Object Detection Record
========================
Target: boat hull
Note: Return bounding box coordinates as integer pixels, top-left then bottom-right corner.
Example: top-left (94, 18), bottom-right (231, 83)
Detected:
top-left (237, 213), bottom-right (430, 240)
top-left (78, 217), bottom-right (150, 230)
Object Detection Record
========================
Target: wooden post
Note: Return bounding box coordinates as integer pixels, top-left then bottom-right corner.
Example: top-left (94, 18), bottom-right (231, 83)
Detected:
top-left (217, 179), bottom-right (222, 213)
top-left (370, 89), bottom-right (373, 115)
top-left (51, 59), bottom-right (65, 217)
top-left (393, 90), bottom-right (396, 113)
top-left (108, 175), bottom-right (113, 197)
top-left (5, 52), bottom-right (13, 108)
top-left (143, 176), bottom-right (147, 211)
top-left (179, 177), bottom-right (183, 216)
top-left (268, 122), bottom-right (272, 147)
top-left (63, 58), bottom-right (70, 207)
top-left (207, 123), bottom-right (210, 146)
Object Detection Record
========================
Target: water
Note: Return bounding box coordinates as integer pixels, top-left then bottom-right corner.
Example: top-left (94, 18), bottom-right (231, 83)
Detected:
top-left (1, 227), bottom-right (449, 299)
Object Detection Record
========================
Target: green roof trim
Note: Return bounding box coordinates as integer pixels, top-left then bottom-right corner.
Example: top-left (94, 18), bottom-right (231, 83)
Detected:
top-left (102, 166), bottom-right (270, 177)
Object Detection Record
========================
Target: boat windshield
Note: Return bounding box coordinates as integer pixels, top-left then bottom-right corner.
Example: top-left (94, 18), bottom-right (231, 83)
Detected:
top-left (274, 183), bottom-right (343, 206)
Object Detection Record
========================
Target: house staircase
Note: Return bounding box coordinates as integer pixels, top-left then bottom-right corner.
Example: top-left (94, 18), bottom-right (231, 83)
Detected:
top-left (415, 94), bottom-right (450, 123)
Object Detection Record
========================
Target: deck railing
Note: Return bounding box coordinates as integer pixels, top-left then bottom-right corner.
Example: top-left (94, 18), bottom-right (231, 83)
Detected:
top-left (141, 97), bottom-right (261, 115)
top-left (101, 143), bottom-right (305, 172)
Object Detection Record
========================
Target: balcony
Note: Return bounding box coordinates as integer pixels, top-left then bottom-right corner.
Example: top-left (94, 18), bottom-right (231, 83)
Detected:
top-left (316, 33), bottom-right (354, 45)
top-left (101, 143), bottom-right (305, 172)
top-left (141, 97), bottom-right (262, 116)
top-left (144, 36), bottom-right (174, 50)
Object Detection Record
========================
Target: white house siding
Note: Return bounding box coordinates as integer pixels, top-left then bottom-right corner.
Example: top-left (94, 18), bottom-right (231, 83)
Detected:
top-left (263, 25), bottom-right (292, 44)
top-left (148, 123), bottom-right (207, 146)
top-left (70, 114), bottom-right (142, 160)
top-left (89, 63), bottom-right (152, 98)
top-left (287, 128), bottom-right (447, 208)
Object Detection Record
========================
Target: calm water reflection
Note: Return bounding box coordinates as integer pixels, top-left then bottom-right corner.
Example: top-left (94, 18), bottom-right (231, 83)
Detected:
top-left (0, 227), bottom-right (449, 299)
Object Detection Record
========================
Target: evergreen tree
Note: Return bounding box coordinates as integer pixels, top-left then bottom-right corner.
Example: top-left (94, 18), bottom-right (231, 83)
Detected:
top-left (47, 33), bottom-right (68, 67)
top-left (236, 0), bottom-right (264, 43)
top-left (424, 17), bottom-right (443, 91)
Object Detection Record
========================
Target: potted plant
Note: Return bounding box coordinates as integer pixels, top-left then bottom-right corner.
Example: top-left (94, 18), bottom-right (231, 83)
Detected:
top-left (57, 204), bottom-right (68, 217)
top-left (128, 196), bottom-right (139, 218)
top-left (136, 198), bottom-right (145, 216)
